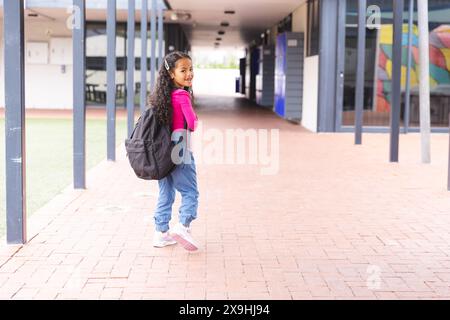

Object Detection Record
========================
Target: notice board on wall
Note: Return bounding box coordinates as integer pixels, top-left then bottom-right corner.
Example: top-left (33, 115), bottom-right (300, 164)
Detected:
top-left (26, 42), bottom-right (49, 64)
top-left (50, 37), bottom-right (72, 65)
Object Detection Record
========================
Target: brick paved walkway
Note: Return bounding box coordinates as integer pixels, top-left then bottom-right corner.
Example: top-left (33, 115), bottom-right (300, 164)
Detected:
top-left (1, 95), bottom-right (450, 300)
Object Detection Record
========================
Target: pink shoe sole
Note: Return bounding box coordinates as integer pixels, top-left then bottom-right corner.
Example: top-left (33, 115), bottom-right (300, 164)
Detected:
top-left (170, 233), bottom-right (198, 251)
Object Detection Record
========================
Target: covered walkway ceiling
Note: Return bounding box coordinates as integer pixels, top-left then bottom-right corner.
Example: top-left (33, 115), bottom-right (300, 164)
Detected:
top-left (166, 0), bottom-right (306, 49)
top-left (1, 0), bottom-right (450, 49)
top-left (0, 0), bottom-right (305, 49)
top-left (0, 0), bottom-right (168, 24)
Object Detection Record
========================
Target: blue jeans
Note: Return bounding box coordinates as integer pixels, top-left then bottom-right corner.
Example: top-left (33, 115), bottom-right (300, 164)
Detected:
top-left (154, 150), bottom-right (199, 233)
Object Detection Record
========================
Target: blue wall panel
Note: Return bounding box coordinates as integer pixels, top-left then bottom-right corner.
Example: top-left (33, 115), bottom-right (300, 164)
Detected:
top-left (274, 32), bottom-right (304, 121)
top-left (274, 33), bottom-right (287, 117)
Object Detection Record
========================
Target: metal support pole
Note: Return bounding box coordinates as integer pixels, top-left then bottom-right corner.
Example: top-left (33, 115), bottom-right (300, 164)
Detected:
top-left (73, 0), bottom-right (86, 189)
top-left (107, 0), bottom-right (117, 161)
top-left (4, 0), bottom-right (26, 244)
top-left (158, 4), bottom-right (164, 70)
top-left (318, 0), bottom-right (339, 132)
top-left (354, 0), bottom-right (366, 144)
top-left (404, 0), bottom-right (414, 134)
top-left (150, 0), bottom-right (157, 91)
top-left (390, 0), bottom-right (404, 162)
top-left (335, 0), bottom-right (347, 131)
top-left (418, 0), bottom-right (431, 163)
top-left (140, 0), bottom-right (148, 113)
top-left (127, 0), bottom-right (136, 137)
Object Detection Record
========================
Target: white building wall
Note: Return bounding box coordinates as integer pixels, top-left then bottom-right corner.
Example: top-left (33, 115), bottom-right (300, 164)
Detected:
top-left (0, 16), bottom-right (161, 110)
top-left (0, 18), bottom-right (74, 109)
top-left (302, 55), bottom-right (319, 132)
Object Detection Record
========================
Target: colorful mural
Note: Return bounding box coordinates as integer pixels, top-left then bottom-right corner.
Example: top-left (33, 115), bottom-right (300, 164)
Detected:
top-left (375, 24), bottom-right (450, 113)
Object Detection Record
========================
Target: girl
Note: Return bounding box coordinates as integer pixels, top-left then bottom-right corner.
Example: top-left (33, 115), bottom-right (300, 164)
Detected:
top-left (148, 51), bottom-right (199, 252)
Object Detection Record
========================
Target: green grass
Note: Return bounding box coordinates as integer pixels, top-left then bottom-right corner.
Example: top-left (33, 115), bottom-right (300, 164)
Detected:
top-left (0, 117), bottom-right (127, 238)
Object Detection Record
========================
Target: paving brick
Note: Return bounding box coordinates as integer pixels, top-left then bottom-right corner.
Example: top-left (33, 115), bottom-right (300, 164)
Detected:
top-left (1, 96), bottom-right (450, 300)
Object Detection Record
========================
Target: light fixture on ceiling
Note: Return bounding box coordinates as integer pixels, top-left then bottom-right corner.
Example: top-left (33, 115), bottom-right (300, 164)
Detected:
top-left (26, 8), bottom-right (55, 21)
top-left (224, 10), bottom-right (235, 14)
top-left (170, 11), bottom-right (191, 21)
top-left (218, 30), bottom-right (225, 35)
top-left (220, 21), bottom-right (229, 27)
top-left (216, 37), bottom-right (222, 41)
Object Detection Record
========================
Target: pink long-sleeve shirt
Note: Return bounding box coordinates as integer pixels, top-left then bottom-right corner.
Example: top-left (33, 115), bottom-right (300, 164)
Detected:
top-left (171, 89), bottom-right (198, 132)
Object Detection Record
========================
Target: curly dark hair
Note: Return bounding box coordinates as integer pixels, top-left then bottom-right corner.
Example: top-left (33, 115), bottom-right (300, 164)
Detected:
top-left (147, 51), bottom-right (193, 126)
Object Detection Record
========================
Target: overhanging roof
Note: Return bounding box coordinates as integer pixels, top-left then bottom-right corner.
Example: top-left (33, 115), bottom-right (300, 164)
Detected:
top-left (166, 0), bottom-right (306, 50)
top-left (0, 0), bottom-right (167, 10)
top-left (0, 0), bottom-right (169, 25)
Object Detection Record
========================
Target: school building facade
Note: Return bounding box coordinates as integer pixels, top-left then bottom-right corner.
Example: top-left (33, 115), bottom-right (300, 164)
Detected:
top-left (240, 0), bottom-right (450, 133)
top-left (1, 0), bottom-right (449, 132)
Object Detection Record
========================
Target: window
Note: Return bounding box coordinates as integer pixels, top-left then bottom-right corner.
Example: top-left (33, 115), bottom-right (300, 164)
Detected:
top-left (277, 14), bottom-right (292, 34)
top-left (307, 0), bottom-right (320, 56)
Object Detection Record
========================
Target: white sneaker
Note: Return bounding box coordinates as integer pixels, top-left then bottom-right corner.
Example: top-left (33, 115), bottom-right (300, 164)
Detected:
top-left (153, 231), bottom-right (177, 248)
top-left (170, 223), bottom-right (199, 251)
